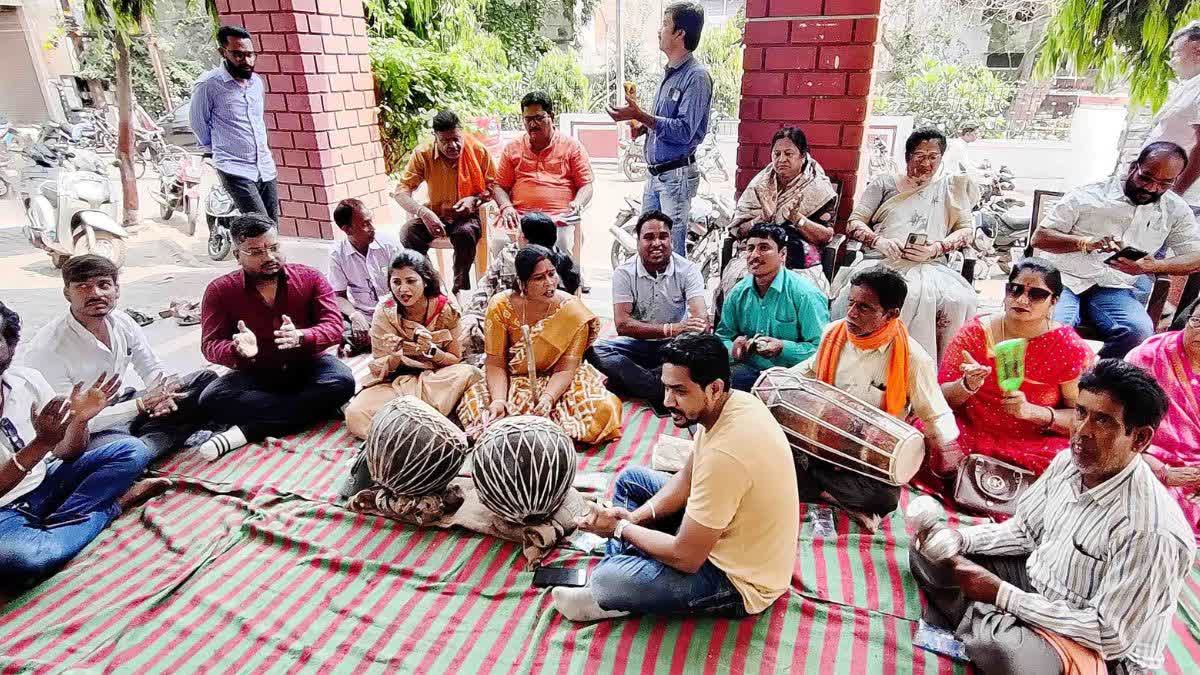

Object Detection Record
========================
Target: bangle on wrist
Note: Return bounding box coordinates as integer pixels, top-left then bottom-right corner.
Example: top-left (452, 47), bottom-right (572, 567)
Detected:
top-left (961, 375), bottom-right (980, 394)
top-left (10, 454), bottom-right (30, 474)
top-left (647, 499), bottom-right (657, 521)
top-left (613, 519), bottom-right (631, 540)
top-left (1042, 406), bottom-right (1056, 430)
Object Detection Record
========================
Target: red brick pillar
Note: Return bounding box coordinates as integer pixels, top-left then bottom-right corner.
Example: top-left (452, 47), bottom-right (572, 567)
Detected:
top-left (215, 0), bottom-right (390, 239)
top-left (738, 0), bottom-right (880, 221)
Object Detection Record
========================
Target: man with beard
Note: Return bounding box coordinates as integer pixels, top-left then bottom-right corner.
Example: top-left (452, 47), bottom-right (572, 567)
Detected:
top-left (716, 223), bottom-right (828, 391)
top-left (1033, 142), bottom-right (1200, 358)
top-left (0, 301), bottom-right (170, 586)
top-left (553, 333), bottom-right (798, 622)
top-left (190, 25), bottom-right (278, 222)
top-left (790, 268), bottom-right (956, 528)
top-left (195, 215), bottom-right (355, 460)
top-left (394, 110), bottom-right (496, 292)
top-left (25, 255), bottom-right (219, 459)
top-left (588, 211), bottom-right (707, 415)
top-left (910, 359), bottom-right (1195, 674)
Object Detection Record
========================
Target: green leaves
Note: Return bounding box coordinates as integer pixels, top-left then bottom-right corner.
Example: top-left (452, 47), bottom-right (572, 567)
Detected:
top-left (526, 49), bottom-right (589, 116)
top-left (876, 58), bottom-right (1014, 136)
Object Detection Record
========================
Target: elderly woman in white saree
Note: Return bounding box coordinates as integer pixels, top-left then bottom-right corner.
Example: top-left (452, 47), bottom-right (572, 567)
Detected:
top-left (722, 126), bottom-right (838, 297)
top-left (832, 129), bottom-right (977, 360)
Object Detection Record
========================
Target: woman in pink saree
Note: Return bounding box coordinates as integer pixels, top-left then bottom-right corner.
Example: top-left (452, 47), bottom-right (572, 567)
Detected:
top-left (1126, 297), bottom-right (1200, 536)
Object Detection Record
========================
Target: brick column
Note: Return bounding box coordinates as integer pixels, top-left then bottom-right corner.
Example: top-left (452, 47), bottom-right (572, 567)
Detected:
top-left (738, 0), bottom-right (880, 221)
top-left (215, 0), bottom-right (390, 239)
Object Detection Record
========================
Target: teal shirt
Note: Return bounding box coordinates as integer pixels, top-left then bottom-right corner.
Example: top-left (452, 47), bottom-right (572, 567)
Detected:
top-left (717, 268), bottom-right (829, 370)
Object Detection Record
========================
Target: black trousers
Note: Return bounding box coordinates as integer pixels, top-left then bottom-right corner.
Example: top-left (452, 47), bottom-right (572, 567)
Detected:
top-left (795, 455), bottom-right (902, 517)
top-left (217, 169), bottom-right (279, 223)
top-left (88, 369), bottom-right (219, 459)
top-left (197, 354), bottom-right (355, 442)
top-left (401, 216), bottom-right (481, 292)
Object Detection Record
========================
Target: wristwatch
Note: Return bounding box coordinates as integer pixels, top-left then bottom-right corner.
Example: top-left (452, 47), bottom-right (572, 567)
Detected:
top-left (613, 519), bottom-right (631, 540)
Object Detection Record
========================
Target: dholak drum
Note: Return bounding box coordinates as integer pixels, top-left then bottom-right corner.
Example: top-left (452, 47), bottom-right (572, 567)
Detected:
top-left (751, 368), bottom-right (925, 486)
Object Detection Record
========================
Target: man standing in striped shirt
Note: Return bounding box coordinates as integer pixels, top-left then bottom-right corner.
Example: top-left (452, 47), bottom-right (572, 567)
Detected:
top-left (911, 359), bottom-right (1195, 674)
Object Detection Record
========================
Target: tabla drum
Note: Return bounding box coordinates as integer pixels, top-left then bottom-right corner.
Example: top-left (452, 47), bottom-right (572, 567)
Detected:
top-left (366, 396), bottom-right (469, 496)
top-left (751, 368), bottom-right (925, 485)
top-left (472, 416), bottom-right (576, 525)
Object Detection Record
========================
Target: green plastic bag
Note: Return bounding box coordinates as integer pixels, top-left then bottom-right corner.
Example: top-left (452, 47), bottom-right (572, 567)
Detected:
top-left (994, 338), bottom-right (1027, 393)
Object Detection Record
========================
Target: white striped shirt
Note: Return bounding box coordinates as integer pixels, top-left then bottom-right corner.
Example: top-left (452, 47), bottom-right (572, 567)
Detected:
top-left (959, 452), bottom-right (1196, 673)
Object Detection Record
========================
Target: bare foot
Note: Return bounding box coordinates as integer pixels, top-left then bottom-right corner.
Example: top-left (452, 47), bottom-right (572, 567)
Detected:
top-left (117, 478), bottom-right (174, 511)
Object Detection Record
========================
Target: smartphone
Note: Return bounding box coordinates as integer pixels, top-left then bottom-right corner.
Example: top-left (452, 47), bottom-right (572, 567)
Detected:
top-left (1104, 246), bottom-right (1149, 265)
top-left (906, 233), bottom-right (928, 247)
top-left (532, 566), bottom-right (588, 588)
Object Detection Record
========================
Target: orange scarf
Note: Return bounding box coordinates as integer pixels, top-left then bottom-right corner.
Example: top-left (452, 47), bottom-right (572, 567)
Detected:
top-left (814, 319), bottom-right (910, 416)
top-left (457, 136), bottom-right (492, 200)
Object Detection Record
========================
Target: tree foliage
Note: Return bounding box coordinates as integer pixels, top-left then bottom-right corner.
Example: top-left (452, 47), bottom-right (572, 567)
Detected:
top-left (525, 48), bottom-right (590, 115)
top-left (77, 30), bottom-right (204, 116)
top-left (875, 58), bottom-right (1015, 135)
top-left (1038, 0), bottom-right (1200, 108)
top-left (694, 11), bottom-right (744, 121)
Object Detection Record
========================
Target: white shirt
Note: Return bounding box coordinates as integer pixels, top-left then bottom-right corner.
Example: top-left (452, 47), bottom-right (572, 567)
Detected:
top-left (24, 310), bottom-right (167, 431)
top-left (1146, 74), bottom-right (1200, 206)
top-left (326, 232), bottom-right (403, 317)
top-left (1035, 175), bottom-right (1200, 294)
top-left (959, 453), bottom-right (1195, 672)
top-left (0, 367), bottom-right (55, 508)
top-left (792, 322), bottom-right (958, 445)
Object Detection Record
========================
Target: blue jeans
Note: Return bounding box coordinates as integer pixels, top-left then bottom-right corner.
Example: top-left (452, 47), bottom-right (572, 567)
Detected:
top-left (591, 466), bottom-right (748, 618)
top-left (0, 437), bottom-right (151, 585)
top-left (587, 337), bottom-right (667, 406)
top-left (642, 164), bottom-right (700, 254)
top-left (730, 363), bottom-right (763, 392)
top-left (1055, 285), bottom-right (1153, 359)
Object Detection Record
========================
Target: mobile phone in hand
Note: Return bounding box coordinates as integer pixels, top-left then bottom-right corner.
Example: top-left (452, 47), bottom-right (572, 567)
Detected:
top-left (907, 233), bottom-right (928, 247)
top-left (1104, 246), bottom-right (1148, 265)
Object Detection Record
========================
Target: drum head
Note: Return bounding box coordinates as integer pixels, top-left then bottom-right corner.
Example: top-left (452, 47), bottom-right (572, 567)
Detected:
top-left (890, 432), bottom-right (926, 485)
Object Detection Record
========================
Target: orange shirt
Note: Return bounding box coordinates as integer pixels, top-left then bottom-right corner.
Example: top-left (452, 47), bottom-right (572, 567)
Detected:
top-left (400, 142), bottom-right (497, 220)
top-left (496, 132), bottom-right (593, 216)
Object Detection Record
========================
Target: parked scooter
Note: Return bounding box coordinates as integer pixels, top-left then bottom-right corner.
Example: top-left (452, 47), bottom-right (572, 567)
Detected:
top-left (152, 151), bottom-right (203, 234)
top-left (21, 143), bottom-right (127, 268)
top-left (619, 137), bottom-right (647, 182)
top-left (202, 159), bottom-right (237, 261)
top-left (608, 190), bottom-right (732, 281)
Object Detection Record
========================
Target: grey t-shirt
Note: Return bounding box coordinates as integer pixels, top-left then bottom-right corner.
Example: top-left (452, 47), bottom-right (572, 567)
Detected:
top-left (612, 253), bottom-right (706, 326)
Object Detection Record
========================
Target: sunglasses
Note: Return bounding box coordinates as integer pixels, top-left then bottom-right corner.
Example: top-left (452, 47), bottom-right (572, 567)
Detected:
top-left (1006, 282), bottom-right (1053, 302)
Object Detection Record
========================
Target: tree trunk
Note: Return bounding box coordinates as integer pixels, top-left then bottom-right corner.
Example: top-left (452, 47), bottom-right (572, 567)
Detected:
top-left (115, 37), bottom-right (139, 228)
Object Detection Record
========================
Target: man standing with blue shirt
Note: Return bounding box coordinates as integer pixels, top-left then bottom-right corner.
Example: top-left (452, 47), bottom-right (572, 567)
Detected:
top-left (588, 211), bottom-right (707, 415)
top-left (191, 25), bottom-right (278, 222)
top-left (609, 2), bottom-right (713, 255)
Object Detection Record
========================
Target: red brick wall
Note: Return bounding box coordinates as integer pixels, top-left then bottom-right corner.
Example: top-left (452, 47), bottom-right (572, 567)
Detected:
top-left (216, 0), bottom-right (390, 239)
top-left (739, 0), bottom-right (881, 222)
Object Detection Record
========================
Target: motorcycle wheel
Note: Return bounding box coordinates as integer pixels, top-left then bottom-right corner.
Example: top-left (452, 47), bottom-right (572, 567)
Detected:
top-left (208, 215), bottom-right (233, 261)
top-left (160, 197), bottom-right (175, 221)
top-left (76, 231), bottom-right (128, 268)
top-left (621, 155), bottom-right (647, 182)
top-left (185, 196), bottom-right (200, 236)
top-left (0, 179), bottom-right (9, 199)
top-left (610, 240), bottom-right (633, 270)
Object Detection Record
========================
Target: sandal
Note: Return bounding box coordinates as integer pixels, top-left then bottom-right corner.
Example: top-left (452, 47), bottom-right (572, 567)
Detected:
top-left (125, 309), bottom-right (154, 327)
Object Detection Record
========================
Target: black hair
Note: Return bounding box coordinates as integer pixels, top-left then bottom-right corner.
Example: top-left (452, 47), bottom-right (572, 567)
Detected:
top-left (1171, 295), bottom-right (1200, 332)
top-left (959, 123), bottom-right (979, 134)
top-left (771, 126), bottom-right (809, 155)
top-left (230, 213), bottom-right (276, 245)
top-left (1172, 21), bottom-right (1200, 46)
top-left (0, 301), bottom-right (19, 351)
top-left (1137, 141), bottom-right (1189, 167)
top-left (635, 209), bottom-right (673, 236)
top-left (745, 223), bottom-right (787, 250)
top-left (553, 251), bottom-right (581, 295)
top-left (217, 25), bottom-right (252, 47)
top-left (62, 254), bottom-right (119, 286)
top-left (849, 267), bottom-right (908, 312)
top-left (332, 198), bottom-right (366, 230)
top-left (432, 110), bottom-right (460, 133)
top-left (664, 2), bottom-right (705, 51)
top-left (389, 250), bottom-right (442, 298)
top-left (905, 128), bottom-right (947, 160)
top-left (1008, 257), bottom-right (1064, 299)
top-left (514, 244), bottom-right (555, 286)
top-left (1079, 359), bottom-right (1169, 432)
top-left (520, 92), bottom-right (555, 118)
top-left (520, 212), bottom-right (558, 249)
top-left (660, 333), bottom-right (730, 390)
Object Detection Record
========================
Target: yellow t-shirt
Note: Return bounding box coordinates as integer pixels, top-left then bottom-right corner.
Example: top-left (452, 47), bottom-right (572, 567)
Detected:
top-left (687, 391), bottom-right (800, 614)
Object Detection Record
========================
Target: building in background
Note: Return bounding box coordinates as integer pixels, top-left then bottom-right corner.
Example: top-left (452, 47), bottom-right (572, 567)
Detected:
top-left (0, 0), bottom-right (77, 123)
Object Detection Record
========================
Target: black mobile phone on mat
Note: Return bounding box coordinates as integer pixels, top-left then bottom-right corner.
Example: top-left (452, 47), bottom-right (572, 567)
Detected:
top-left (532, 566), bottom-right (587, 588)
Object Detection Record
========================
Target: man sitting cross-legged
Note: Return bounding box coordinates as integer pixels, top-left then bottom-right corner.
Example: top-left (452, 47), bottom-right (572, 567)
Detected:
top-left (717, 223), bottom-right (828, 391)
top-left (25, 255), bottom-right (218, 459)
top-left (0, 301), bottom-right (170, 587)
top-left (587, 210), bottom-right (707, 415)
top-left (196, 214), bottom-right (356, 460)
top-left (790, 267), bottom-right (957, 529)
top-left (553, 333), bottom-right (798, 621)
top-left (910, 359), bottom-right (1195, 674)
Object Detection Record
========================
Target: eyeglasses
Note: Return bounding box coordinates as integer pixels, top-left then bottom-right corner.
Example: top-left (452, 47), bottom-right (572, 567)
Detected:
top-left (240, 244), bottom-right (280, 258)
top-left (1006, 282), bottom-right (1053, 302)
top-left (224, 50), bottom-right (255, 60)
top-left (1132, 163), bottom-right (1179, 191)
top-left (909, 152), bottom-right (941, 163)
top-left (522, 113), bottom-right (550, 125)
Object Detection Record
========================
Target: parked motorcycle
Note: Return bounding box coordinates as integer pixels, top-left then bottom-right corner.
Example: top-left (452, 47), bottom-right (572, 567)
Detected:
top-left (618, 134), bottom-right (729, 184)
top-left (151, 149), bottom-right (203, 234)
top-left (202, 159), bottom-right (237, 261)
top-left (696, 134), bottom-right (729, 183)
top-left (608, 190), bottom-right (733, 282)
top-left (21, 143), bottom-right (127, 269)
top-left (619, 137), bottom-right (647, 182)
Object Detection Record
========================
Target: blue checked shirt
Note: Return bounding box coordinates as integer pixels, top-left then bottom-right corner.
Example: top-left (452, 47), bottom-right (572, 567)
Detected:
top-left (190, 67), bottom-right (277, 181)
top-left (645, 55), bottom-right (713, 166)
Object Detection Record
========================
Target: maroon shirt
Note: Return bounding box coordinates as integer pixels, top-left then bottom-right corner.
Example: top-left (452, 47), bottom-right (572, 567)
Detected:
top-left (200, 263), bottom-right (344, 372)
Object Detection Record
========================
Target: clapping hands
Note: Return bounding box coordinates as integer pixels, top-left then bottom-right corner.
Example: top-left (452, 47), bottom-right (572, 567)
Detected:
top-left (274, 315), bottom-right (304, 350)
top-left (234, 321), bottom-right (258, 358)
